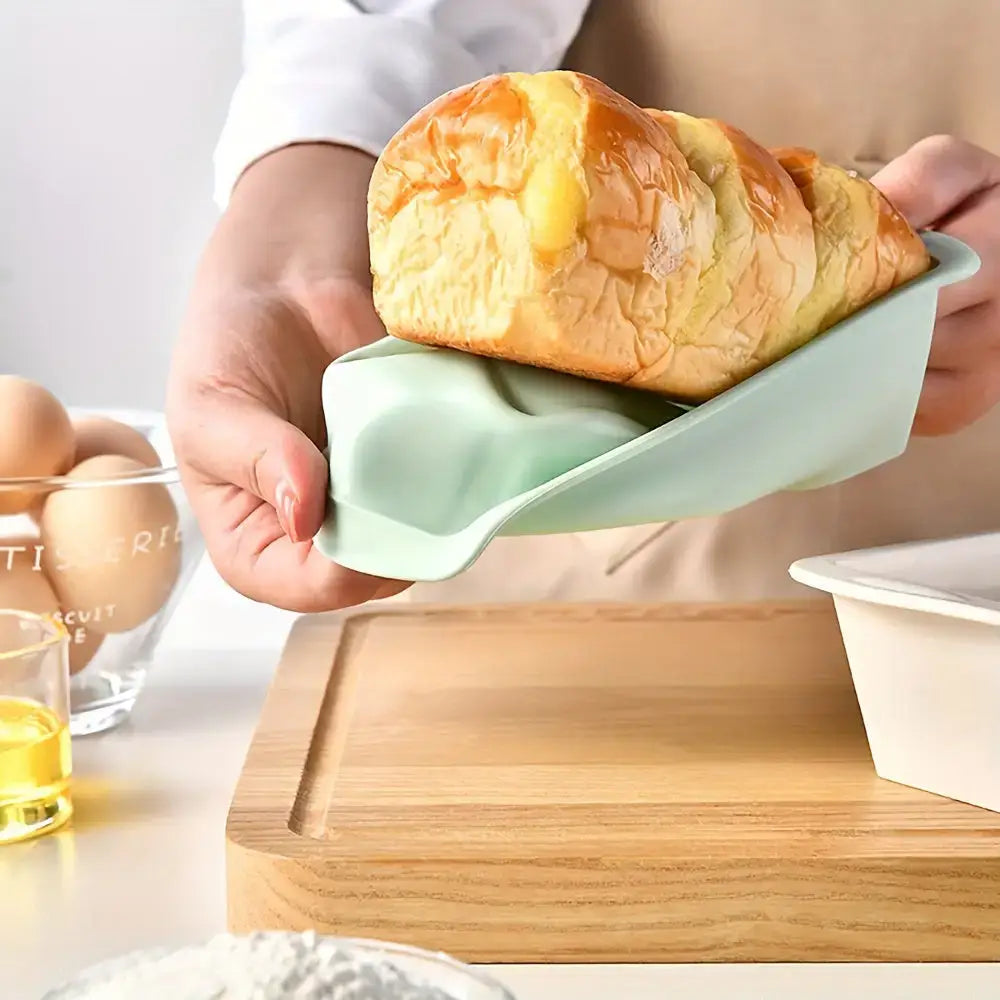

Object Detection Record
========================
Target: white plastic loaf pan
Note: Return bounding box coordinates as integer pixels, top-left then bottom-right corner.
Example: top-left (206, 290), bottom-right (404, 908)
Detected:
top-left (790, 532), bottom-right (1000, 813)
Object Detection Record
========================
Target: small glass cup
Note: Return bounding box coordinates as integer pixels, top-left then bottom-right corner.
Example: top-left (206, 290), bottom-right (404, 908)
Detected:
top-left (0, 609), bottom-right (73, 844)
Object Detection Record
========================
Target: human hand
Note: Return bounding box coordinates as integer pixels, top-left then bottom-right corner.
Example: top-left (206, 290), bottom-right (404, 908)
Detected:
top-left (167, 144), bottom-right (410, 612)
top-left (872, 136), bottom-right (1000, 436)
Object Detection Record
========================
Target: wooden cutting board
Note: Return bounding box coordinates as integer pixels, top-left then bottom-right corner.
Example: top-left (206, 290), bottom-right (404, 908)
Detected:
top-left (226, 601), bottom-right (1000, 962)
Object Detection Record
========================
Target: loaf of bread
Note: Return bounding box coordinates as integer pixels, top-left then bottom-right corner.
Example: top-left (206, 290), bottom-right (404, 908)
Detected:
top-left (367, 71), bottom-right (930, 402)
top-left (764, 146), bottom-right (931, 363)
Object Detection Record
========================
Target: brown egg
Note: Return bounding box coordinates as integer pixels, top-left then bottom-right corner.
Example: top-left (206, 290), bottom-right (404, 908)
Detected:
top-left (0, 535), bottom-right (103, 674)
top-left (57, 610), bottom-right (106, 676)
top-left (0, 377), bottom-right (75, 515)
top-left (0, 535), bottom-right (56, 613)
top-left (39, 455), bottom-right (181, 635)
top-left (72, 415), bottom-right (161, 468)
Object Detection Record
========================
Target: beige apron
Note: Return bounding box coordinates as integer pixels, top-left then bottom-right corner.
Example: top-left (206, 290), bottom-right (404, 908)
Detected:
top-left (404, 0), bottom-right (1000, 604)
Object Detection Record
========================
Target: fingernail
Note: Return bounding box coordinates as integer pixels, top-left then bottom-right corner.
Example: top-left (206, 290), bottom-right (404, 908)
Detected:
top-left (274, 479), bottom-right (302, 542)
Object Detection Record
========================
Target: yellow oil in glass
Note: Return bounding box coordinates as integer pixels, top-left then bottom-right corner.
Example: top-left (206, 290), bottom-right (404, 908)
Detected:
top-left (0, 696), bottom-right (72, 844)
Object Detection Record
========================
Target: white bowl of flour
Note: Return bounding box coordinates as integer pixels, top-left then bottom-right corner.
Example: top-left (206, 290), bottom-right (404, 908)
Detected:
top-left (42, 931), bottom-right (517, 1000)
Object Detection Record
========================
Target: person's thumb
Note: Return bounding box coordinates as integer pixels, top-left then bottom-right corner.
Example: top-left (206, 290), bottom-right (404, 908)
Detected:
top-left (171, 391), bottom-right (329, 543)
top-left (871, 135), bottom-right (1000, 229)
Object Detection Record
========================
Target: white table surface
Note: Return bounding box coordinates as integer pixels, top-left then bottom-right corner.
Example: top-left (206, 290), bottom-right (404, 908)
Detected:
top-left (4, 556), bottom-right (998, 999)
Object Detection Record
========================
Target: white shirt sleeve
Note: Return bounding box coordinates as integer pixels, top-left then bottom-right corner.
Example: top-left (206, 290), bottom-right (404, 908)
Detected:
top-left (214, 0), bottom-right (593, 208)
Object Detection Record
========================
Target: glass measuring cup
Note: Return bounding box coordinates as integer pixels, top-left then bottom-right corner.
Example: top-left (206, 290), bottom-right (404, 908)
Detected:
top-left (0, 609), bottom-right (72, 844)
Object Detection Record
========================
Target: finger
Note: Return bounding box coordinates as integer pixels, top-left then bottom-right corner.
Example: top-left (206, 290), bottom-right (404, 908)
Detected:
top-left (927, 301), bottom-right (1000, 370)
top-left (914, 315), bottom-right (1000, 437)
top-left (871, 135), bottom-right (1000, 229)
top-left (933, 186), bottom-right (1000, 318)
top-left (169, 384), bottom-right (411, 611)
top-left (171, 389), bottom-right (328, 542)
top-left (913, 369), bottom-right (1000, 437)
top-left (201, 487), bottom-right (409, 613)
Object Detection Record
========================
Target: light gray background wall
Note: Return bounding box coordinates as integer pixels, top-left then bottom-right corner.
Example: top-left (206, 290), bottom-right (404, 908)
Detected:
top-left (2, 1), bottom-right (243, 409)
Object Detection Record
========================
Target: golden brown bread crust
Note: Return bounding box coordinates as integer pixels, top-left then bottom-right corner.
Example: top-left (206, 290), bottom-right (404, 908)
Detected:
top-left (369, 71), bottom-right (715, 387)
top-left (368, 76), bottom-right (532, 228)
top-left (762, 146), bottom-right (931, 362)
top-left (539, 73), bottom-right (711, 382)
top-left (632, 112), bottom-right (816, 398)
top-left (368, 73), bottom-right (930, 402)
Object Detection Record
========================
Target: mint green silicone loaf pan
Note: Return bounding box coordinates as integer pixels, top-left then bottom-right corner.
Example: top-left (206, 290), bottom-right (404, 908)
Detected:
top-left (314, 232), bottom-right (979, 582)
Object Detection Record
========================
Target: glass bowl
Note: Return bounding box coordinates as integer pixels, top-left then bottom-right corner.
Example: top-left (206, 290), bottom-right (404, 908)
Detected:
top-left (42, 933), bottom-right (518, 999)
top-left (0, 408), bottom-right (202, 735)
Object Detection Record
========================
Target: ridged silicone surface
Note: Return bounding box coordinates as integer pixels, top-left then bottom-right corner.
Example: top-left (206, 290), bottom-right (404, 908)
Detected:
top-left (315, 232), bottom-right (979, 582)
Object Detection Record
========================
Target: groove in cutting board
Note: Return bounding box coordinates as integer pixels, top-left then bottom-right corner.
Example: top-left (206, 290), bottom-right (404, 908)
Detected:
top-left (289, 619), bottom-right (370, 839)
top-left (226, 601), bottom-right (1000, 963)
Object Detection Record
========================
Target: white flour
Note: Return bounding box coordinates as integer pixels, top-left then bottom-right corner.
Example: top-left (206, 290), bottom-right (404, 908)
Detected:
top-left (42, 932), bottom-right (472, 1000)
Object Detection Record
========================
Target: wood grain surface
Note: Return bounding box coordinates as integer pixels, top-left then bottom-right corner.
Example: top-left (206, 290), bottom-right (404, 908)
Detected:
top-left (225, 601), bottom-right (1000, 962)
